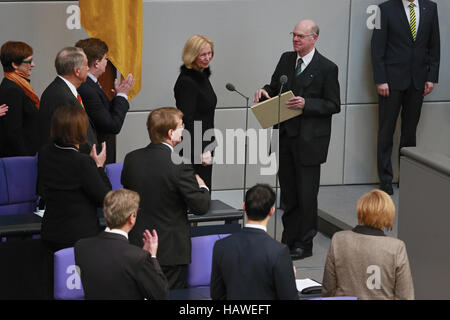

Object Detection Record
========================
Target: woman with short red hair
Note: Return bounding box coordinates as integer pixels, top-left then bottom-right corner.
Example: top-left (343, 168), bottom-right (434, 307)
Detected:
top-left (0, 41), bottom-right (40, 156)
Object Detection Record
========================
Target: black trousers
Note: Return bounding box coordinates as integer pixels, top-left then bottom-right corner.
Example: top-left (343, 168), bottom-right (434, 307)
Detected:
top-left (278, 135), bottom-right (320, 251)
top-left (161, 264), bottom-right (188, 290)
top-left (377, 84), bottom-right (424, 184)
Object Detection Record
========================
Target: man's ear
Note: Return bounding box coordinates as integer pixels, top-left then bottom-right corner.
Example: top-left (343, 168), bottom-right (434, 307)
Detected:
top-left (242, 202), bottom-right (246, 212)
top-left (268, 206), bottom-right (275, 217)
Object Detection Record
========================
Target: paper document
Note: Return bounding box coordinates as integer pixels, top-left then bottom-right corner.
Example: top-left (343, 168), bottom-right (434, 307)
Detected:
top-left (251, 91), bottom-right (302, 129)
top-left (296, 278), bottom-right (322, 292)
top-left (34, 209), bottom-right (45, 218)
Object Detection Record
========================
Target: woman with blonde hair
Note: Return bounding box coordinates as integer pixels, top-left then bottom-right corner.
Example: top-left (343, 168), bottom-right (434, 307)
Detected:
top-left (321, 189), bottom-right (414, 299)
top-left (174, 35), bottom-right (217, 189)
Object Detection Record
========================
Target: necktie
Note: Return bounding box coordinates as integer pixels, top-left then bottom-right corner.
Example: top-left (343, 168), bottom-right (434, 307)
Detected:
top-left (295, 58), bottom-right (303, 77)
top-left (409, 3), bottom-right (417, 42)
top-left (77, 94), bottom-right (85, 110)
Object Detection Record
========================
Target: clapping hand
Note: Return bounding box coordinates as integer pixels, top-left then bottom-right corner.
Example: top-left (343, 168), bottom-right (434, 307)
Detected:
top-left (0, 104), bottom-right (8, 117)
top-left (112, 73), bottom-right (134, 97)
top-left (142, 229), bottom-right (158, 257)
top-left (90, 142), bottom-right (106, 167)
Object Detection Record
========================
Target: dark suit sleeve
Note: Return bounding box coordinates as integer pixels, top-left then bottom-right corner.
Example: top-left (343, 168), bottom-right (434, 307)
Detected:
top-left (371, 4), bottom-right (389, 85)
top-left (177, 163), bottom-right (210, 215)
top-left (427, 3), bottom-right (440, 83)
top-left (136, 254), bottom-right (169, 300)
top-left (80, 156), bottom-right (112, 207)
top-left (273, 246), bottom-right (299, 300)
top-left (79, 85), bottom-right (129, 134)
top-left (1, 86), bottom-right (27, 155)
top-left (303, 63), bottom-right (341, 117)
top-left (210, 242), bottom-right (227, 300)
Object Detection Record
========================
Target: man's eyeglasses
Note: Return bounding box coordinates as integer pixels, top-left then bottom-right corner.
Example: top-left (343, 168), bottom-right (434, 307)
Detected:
top-left (290, 32), bottom-right (315, 40)
top-left (22, 59), bottom-right (33, 64)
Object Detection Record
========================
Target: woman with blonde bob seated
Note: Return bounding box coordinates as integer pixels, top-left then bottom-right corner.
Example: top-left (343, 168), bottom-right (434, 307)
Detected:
top-left (322, 189), bottom-right (414, 300)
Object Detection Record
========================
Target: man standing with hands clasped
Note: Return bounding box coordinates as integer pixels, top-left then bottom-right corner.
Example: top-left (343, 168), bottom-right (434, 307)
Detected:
top-left (254, 19), bottom-right (340, 260)
top-left (371, 0), bottom-right (440, 195)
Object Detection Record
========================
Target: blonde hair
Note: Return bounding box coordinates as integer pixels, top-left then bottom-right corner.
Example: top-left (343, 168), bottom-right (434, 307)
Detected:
top-left (103, 189), bottom-right (140, 229)
top-left (357, 189), bottom-right (395, 230)
top-left (182, 35), bottom-right (214, 69)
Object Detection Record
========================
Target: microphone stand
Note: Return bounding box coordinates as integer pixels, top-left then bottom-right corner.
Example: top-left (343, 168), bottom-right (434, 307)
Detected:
top-left (274, 78), bottom-right (286, 241)
top-left (226, 85), bottom-right (249, 227)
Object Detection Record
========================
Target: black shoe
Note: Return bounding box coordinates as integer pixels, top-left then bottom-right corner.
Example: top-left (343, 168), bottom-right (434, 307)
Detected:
top-left (379, 183), bottom-right (393, 195)
top-left (290, 247), bottom-right (312, 261)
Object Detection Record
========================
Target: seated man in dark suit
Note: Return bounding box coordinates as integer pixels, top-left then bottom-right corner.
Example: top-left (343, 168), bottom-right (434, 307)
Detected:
top-left (75, 38), bottom-right (134, 164)
top-left (121, 107), bottom-right (210, 289)
top-left (210, 184), bottom-right (299, 300)
top-left (75, 188), bottom-right (169, 300)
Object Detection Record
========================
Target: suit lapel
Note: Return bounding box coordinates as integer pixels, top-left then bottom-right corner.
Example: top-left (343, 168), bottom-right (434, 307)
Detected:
top-left (396, 0), bottom-right (415, 43)
top-left (86, 77), bottom-right (110, 102)
top-left (294, 50), bottom-right (320, 96)
top-left (54, 76), bottom-right (80, 106)
top-left (416, 0), bottom-right (428, 42)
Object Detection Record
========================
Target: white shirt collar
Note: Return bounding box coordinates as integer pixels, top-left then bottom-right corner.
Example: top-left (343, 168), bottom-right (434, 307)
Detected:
top-left (58, 75), bottom-right (78, 98)
top-left (296, 48), bottom-right (315, 69)
top-left (161, 142), bottom-right (174, 152)
top-left (403, 0), bottom-right (418, 9)
top-left (245, 223), bottom-right (267, 232)
top-left (87, 73), bottom-right (98, 83)
top-left (105, 227), bottom-right (128, 240)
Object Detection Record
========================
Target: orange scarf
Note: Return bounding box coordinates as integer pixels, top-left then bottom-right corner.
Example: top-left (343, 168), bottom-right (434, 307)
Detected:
top-left (4, 71), bottom-right (40, 109)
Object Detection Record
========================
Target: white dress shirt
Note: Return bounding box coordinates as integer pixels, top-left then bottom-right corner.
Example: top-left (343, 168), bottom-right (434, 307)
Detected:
top-left (403, 0), bottom-right (420, 35)
top-left (104, 227), bottom-right (128, 239)
top-left (296, 48), bottom-right (315, 73)
top-left (245, 223), bottom-right (267, 232)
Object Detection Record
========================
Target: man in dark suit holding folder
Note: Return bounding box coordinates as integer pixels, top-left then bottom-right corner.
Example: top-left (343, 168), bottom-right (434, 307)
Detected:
top-left (254, 19), bottom-right (340, 260)
top-left (371, 0), bottom-right (440, 195)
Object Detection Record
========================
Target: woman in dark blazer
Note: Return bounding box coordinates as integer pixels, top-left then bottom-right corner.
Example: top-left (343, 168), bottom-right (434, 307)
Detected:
top-left (0, 41), bottom-right (39, 157)
top-left (37, 105), bottom-right (111, 251)
top-left (174, 35), bottom-right (217, 189)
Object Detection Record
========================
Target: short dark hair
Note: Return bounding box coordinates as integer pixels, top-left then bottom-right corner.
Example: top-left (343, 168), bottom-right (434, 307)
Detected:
top-left (244, 184), bottom-right (276, 221)
top-left (50, 105), bottom-right (88, 145)
top-left (0, 41), bottom-right (33, 72)
top-left (146, 107), bottom-right (183, 143)
top-left (75, 38), bottom-right (108, 67)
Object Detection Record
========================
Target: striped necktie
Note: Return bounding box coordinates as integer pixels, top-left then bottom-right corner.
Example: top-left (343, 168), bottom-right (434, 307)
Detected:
top-left (409, 3), bottom-right (417, 42)
top-left (295, 58), bottom-right (303, 77)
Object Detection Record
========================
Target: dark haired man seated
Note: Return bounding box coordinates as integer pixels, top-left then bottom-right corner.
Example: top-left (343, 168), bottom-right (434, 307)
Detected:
top-left (210, 184), bottom-right (299, 300)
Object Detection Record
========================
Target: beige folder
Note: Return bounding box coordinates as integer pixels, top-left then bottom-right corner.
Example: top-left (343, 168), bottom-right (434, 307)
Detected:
top-left (250, 91), bottom-right (302, 129)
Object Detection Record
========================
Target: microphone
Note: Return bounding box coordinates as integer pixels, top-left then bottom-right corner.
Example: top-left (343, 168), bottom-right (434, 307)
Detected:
top-left (225, 83), bottom-right (236, 92)
top-left (226, 82), bottom-right (249, 100)
top-left (278, 75), bottom-right (288, 96)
